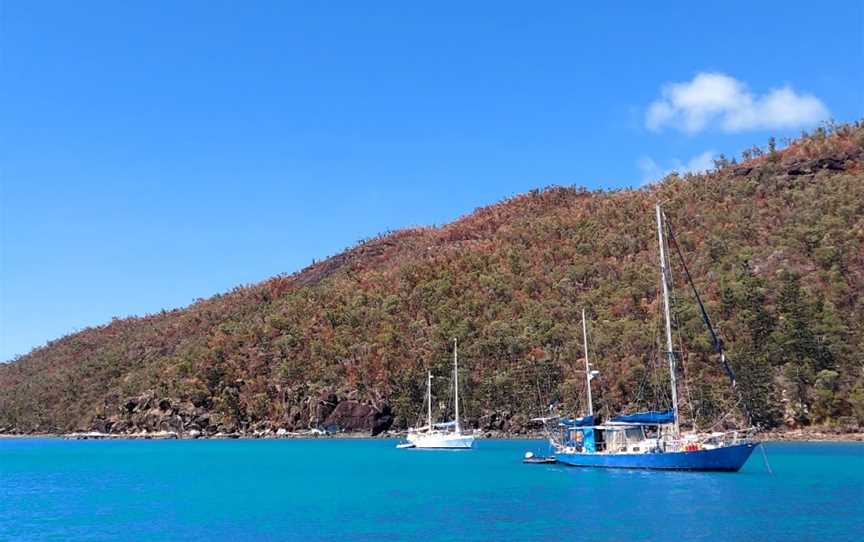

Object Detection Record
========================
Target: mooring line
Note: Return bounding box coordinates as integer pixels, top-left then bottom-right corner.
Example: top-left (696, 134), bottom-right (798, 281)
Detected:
top-left (760, 443), bottom-right (774, 475)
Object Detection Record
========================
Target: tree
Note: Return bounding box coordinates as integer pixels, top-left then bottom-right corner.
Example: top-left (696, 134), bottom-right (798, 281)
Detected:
top-left (730, 264), bottom-right (781, 428)
top-left (813, 369), bottom-right (841, 423)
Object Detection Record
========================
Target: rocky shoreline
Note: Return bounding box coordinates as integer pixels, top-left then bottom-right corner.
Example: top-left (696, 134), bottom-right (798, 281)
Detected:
top-left (2, 428), bottom-right (862, 442)
top-left (0, 389), bottom-right (545, 440)
top-left (759, 429), bottom-right (864, 442)
top-left (2, 388), bottom-right (861, 443)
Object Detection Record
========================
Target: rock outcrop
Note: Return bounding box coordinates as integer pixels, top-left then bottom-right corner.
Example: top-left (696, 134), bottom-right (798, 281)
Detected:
top-left (323, 401), bottom-right (393, 436)
top-left (89, 389), bottom-right (392, 437)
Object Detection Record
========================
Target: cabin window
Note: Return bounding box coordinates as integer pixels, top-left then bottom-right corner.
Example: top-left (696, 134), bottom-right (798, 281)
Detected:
top-left (607, 430), bottom-right (626, 451)
top-left (624, 427), bottom-right (645, 442)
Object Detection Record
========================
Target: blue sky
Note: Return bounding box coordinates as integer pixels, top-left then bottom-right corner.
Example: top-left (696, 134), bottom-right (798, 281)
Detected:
top-left (1, 1), bottom-right (862, 361)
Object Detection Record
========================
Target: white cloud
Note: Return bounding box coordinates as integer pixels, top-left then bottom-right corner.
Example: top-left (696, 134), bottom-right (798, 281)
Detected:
top-left (646, 72), bottom-right (829, 134)
top-left (638, 150), bottom-right (717, 185)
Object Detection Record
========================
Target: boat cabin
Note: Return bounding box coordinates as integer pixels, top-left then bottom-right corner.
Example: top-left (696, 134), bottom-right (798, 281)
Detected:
top-left (559, 411), bottom-right (673, 455)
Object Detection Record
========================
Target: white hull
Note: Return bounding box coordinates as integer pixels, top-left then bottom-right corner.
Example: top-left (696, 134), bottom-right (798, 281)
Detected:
top-left (406, 431), bottom-right (475, 449)
top-left (399, 338), bottom-right (475, 450)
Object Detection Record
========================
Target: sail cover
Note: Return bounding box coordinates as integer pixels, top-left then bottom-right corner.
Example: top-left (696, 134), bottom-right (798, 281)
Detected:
top-left (560, 415), bottom-right (594, 427)
top-left (433, 421), bottom-right (457, 428)
top-left (610, 410), bottom-right (674, 424)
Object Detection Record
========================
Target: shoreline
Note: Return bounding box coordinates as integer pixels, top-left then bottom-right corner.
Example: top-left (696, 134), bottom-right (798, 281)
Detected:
top-left (2, 430), bottom-right (862, 442)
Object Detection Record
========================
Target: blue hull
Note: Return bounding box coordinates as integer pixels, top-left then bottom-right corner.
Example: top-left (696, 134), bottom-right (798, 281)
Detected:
top-left (555, 442), bottom-right (758, 472)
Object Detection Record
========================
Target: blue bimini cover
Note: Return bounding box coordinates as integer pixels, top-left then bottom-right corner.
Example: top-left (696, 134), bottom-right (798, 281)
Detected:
top-left (610, 410), bottom-right (675, 424)
top-left (560, 415), bottom-right (594, 427)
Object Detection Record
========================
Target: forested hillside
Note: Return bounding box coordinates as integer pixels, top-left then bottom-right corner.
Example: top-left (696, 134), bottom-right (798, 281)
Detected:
top-left (1, 123), bottom-right (862, 436)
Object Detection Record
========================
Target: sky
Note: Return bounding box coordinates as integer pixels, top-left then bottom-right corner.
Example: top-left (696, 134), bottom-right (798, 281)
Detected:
top-left (1, 1), bottom-right (862, 361)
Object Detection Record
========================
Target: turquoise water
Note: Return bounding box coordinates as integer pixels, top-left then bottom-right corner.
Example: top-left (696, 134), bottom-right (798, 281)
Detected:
top-left (1, 439), bottom-right (862, 541)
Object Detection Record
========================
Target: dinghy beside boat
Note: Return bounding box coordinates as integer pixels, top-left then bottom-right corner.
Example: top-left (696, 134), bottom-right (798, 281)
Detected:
top-left (522, 451), bottom-right (557, 464)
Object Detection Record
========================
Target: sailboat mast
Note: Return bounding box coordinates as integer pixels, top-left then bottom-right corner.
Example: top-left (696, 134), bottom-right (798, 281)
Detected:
top-left (656, 204), bottom-right (680, 436)
top-left (453, 338), bottom-right (460, 432)
top-left (582, 308), bottom-right (593, 416)
top-left (427, 371), bottom-right (432, 430)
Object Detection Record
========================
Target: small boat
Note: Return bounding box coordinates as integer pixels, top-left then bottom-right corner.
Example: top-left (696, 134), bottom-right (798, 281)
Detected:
top-left (522, 451), bottom-right (557, 464)
top-left (554, 204), bottom-right (759, 472)
top-left (398, 339), bottom-right (476, 449)
top-left (521, 416), bottom-right (562, 464)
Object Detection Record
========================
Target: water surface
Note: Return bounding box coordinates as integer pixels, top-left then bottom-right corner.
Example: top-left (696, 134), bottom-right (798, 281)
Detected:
top-left (1, 439), bottom-right (861, 541)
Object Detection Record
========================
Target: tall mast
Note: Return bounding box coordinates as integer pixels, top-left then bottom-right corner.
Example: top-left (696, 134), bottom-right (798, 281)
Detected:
top-left (656, 203), bottom-right (680, 436)
top-left (582, 308), bottom-right (593, 416)
top-left (427, 371), bottom-right (433, 430)
top-left (453, 338), bottom-right (460, 432)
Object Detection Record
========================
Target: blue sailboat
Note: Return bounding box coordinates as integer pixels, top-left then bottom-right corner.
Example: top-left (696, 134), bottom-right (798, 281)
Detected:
top-left (555, 204), bottom-right (759, 472)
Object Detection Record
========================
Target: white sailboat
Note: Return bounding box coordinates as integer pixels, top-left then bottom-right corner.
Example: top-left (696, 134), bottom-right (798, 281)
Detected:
top-left (399, 338), bottom-right (476, 449)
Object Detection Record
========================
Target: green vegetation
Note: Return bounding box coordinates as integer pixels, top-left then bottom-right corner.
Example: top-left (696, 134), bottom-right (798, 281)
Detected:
top-left (1, 122), bottom-right (862, 434)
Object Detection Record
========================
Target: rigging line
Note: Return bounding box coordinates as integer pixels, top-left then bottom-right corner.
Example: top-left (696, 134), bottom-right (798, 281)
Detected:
top-left (664, 219), bottom-right (736, 385)
top-left (680, 359), bottom-right (698, 429)
top-left (634, 347), bottom-right (651, 408)
top-left (670, 231), bottom-right (697, 428)
top-left (644, 224), bottom-right (670, 414)
top-left (662, 227), bottom-right (678, 417)
top-left (649, 282), bottom-right (663, 411)
top-left (706, 402), bottom-right (739, 431)
top-left (637, 276), bottom-right (659, 409)
top-left (534, 361), bottom-right (544, 418)
top-left (654, 316), bottom-right (668, 411)
top-left (666, 229), bottom-right (698, 428)
top-left (647, 249), bottom-right (661, 409)
top-left (760, 444), bottom-right (774, 476)
top-left (665, 218), bottom-right (756, 428)
top-left (713, 392), bottom-right (750, 431)
top-left (655, 251), bottom-right (673, 413)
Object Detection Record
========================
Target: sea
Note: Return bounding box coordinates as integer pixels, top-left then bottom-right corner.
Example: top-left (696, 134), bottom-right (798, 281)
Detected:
top-left (1, 438), bottom-right (862, 541)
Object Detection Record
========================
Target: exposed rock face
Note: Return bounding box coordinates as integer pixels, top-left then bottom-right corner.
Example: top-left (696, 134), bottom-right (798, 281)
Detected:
top-left (504, 413), bottom-right (529, 435)
top-left (96, 391), bottom-right (222, 436)
top-left (323, 401), bottom-right (393, 436)
top-left (478, 412), bottom-right (506, 431)
top-left (784, 155), bottom-right (849, 175)
top-left (90, 389), bottom-right (393, 437)
top-left (314, 391), bottom-right (340, 427)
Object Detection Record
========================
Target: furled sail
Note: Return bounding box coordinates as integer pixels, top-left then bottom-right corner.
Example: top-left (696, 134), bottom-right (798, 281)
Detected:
top-left (433, 421), bottom-right (458, 428)
top-left (559, 415), bottom-right (594, 427)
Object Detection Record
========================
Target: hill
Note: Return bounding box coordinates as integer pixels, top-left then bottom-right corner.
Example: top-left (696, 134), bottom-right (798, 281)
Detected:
top-left (1, 122), bottom-right (863, 437)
